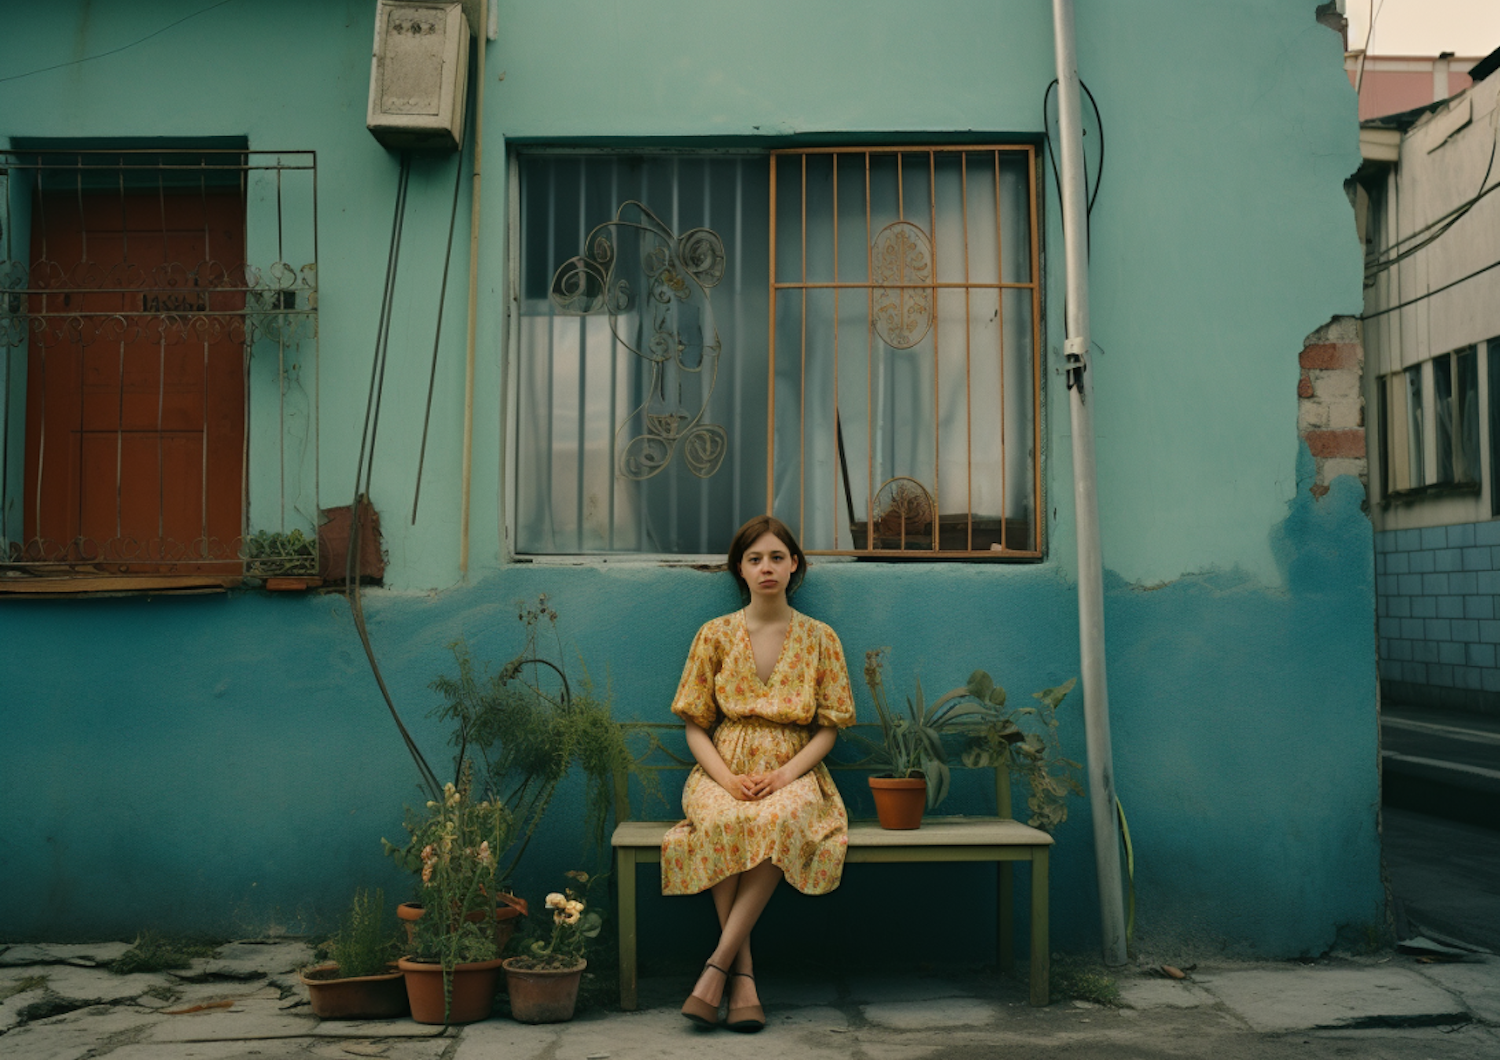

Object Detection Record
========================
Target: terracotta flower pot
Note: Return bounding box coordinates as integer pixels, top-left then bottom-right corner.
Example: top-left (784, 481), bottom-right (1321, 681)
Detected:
top-left (502, 957), bottom-right (586, 1024)
top-left (299, 962), bottom-right (409, 1020)
top-left (398, 956), bottom-right (505, 1024)
top-left (869, 775), bottom-right (927, 829)
top-left (397, 893), bottom-right (528, 952)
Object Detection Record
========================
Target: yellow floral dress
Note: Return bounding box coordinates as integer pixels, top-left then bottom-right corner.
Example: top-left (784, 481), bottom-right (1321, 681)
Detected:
top-left (661, 610), bottom-right (855, 896)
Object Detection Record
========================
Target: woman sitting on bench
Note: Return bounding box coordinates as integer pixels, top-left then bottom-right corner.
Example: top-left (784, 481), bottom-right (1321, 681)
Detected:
top-left (662, 515), bottom-right (856, 1033)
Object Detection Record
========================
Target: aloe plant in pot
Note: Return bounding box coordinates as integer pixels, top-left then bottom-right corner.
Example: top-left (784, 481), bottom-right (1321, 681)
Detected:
top-left (854, 649), bottom-right (986, 828)
top-left (854, 649), bottom-right (1084, 830)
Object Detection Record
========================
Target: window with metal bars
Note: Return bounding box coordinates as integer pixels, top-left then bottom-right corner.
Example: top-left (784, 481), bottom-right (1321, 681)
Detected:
top-left (0, 146), bottom-right (319, 588)
top-left (514, 145), bottom-right (1042, 558)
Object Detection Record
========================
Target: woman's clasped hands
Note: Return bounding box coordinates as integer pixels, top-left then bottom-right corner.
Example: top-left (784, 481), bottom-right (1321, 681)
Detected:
top-left (728, 767), bottom-right (792, 801)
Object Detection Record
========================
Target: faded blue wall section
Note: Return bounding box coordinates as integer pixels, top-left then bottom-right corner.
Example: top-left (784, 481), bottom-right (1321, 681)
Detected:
top-left (0, 0), bottom-right (1382, 961)
top-left (0, 469), bottom-right (1378, 958)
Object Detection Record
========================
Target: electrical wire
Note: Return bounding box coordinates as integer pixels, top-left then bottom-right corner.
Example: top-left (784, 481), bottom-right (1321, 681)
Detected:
top-left (1369, 172), bottom-right (1500, 260)
top-left (0, 0), bottom-right (239, 85)
top-left (412, 52), bottom-right (476, 525)
top-left (1042, 76), bottom-right (1105, 379)
top-left (1364, 105), bottom-right (1500, 283)
top-left (1042, 77), bottom-right (1106, 237)
top-left (1361, 253), bottom-right (1500, 320)
top-left (1353, 0), bottom-right (1388, 97)
top-left (347, 151), bottom-right (443, 802)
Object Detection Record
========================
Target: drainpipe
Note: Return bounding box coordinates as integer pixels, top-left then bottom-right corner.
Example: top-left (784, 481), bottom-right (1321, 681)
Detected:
top-left (459, 0), bottom-right (488, 574)
top-left (1050, 0), bottom-right (1128, 968)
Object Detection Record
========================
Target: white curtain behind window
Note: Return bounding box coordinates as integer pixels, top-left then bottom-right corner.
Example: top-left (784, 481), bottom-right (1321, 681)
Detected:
top-left (515, 155), bottom-right (769, 555)
top-left (772, 150), bottom-right (1035, 553)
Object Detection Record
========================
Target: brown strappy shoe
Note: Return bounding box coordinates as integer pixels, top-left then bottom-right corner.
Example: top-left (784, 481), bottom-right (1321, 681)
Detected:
top-left (725, 970), bottom-right (766, 1032)
top-left (681, 962), bottom-right (728, 1029)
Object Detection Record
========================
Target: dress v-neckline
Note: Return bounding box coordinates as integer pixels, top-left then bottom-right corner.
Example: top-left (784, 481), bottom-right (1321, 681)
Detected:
top-left (741, 609), bottom-right (795, 688)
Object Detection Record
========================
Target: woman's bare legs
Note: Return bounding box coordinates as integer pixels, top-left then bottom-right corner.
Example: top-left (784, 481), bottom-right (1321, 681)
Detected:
top-left (688, 859), bottom-right (781, 1007)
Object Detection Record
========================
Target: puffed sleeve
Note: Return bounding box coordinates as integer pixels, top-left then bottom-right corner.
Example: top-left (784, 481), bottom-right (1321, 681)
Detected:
top-left (669, 622), bottom-right (720, 729)
top-left (813, 623), bottom-right (856, 729)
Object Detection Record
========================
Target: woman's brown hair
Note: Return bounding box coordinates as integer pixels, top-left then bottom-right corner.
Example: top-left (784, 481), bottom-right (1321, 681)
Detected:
top-left (726, 515), bottom-right (807, 599)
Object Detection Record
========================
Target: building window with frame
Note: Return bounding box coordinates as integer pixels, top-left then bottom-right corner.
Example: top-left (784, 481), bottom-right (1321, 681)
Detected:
top-left (1432, 345), bottom-right (1479, 486)
top-left (0, 145), bottom-right (319, 589)
top-left (512, 145), bottom-right (1042, 559)
top-left (1381, 364), bottom-right (1425, 494)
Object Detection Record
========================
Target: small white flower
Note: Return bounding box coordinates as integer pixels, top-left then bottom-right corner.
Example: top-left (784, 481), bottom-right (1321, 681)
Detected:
top-left (563, 910), bottom-right (581, 926)
top-left (565, 900), bottom-right (584, 915)
top-left (545, 892), bottom-right (567, 910)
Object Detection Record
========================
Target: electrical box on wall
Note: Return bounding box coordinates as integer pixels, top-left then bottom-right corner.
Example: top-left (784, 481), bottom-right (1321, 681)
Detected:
top-left (367, 1), bottom-right (471, 152)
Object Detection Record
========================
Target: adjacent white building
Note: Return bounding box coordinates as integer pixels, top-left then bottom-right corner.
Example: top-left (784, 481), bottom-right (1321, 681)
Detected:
top-left (1361, 46), bottom-right (1500, 712)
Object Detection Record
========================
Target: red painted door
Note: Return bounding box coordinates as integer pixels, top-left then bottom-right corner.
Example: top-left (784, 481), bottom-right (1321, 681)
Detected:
top-left (23, 189), bottom-right (246, 573)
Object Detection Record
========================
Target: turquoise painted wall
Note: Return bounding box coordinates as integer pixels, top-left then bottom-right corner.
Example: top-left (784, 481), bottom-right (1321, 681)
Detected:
top-left (0, 0), bottom-right (1381, 962)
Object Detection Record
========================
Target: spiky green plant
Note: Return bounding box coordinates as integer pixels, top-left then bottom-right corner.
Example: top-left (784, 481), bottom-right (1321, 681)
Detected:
top-left (324, 887), bottom-right (400, 979)
top-left (854, 650), bottom-right (1084, 825)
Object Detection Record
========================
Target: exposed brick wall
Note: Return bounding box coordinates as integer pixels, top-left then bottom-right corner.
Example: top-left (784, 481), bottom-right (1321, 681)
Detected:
top-left (1297, 317), bottom-right (1366, 499)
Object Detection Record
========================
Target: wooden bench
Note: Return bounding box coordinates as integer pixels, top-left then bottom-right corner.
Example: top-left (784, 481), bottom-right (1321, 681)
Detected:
top-left (610, 723), bottom-right (1053, 1007)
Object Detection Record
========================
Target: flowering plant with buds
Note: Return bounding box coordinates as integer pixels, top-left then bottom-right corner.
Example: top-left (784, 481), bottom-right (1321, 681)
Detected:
top-left (387, 762), bottom-right (515, 970)
top-left (509, 871), bottom-right (603, 971)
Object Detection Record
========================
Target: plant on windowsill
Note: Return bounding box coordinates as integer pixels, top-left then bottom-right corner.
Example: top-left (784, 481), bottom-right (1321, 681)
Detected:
top-left (502, 870), bottom-right (602, 1024)
top-left (243, 528), bottom-right (318, 578)
top-left (853, 648), bottom-right (1083, 831)
top-left (394, 763), bottom-right (514, 1025)
top-left (298, 887), bottom-right (408, 1020)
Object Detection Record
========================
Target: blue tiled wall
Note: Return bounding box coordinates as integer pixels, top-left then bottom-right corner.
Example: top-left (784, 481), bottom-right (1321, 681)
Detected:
top-left (1376, 520), bottom-right (1500, 713)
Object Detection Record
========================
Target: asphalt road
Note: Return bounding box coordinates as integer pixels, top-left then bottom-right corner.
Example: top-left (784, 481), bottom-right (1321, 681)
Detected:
top-left (1382, 704), bottom-right (1500, 954)
top-left (1384, 805), bottom-right (1500, 953)
top-left (1382, 707), bottom-right (1500, 830)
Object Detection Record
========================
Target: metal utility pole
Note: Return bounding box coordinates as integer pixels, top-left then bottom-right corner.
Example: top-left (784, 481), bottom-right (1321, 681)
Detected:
top-left (1050, 0), bottom-right (1128, 968)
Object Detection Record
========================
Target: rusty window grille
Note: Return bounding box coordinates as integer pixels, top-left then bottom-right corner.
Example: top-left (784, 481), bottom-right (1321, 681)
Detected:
top-left (771, 147), bottom-right (1042, 557)
top-left (516, 146), bottom-right (1041, 559)
top-left (0, 147), bottom-right (319, 584)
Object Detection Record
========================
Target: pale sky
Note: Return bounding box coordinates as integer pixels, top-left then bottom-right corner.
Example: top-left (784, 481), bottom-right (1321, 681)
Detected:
top-left (1344, 0), bottom-right (1500, 57)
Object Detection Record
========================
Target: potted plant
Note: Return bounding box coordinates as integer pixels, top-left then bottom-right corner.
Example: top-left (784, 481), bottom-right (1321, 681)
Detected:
top-left (423, 596), bottom-right (650, 876)
top-left (243, 527), bottom-right (318, 577)
top-left (299, 887), bottom-right (408, 1020)
top-left (855, 649), bottom-right (1084, 830)
top-left (502, 871), bottom-right (602, 1024)
top-left (395, 765), bottom-right (514, 1025)
top-left (383, 597), bottom-right (647, 1021)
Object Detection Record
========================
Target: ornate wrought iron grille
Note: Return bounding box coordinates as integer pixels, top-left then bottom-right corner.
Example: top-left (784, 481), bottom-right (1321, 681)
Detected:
top-left (770, 147), bottom-right (1043, 558)
top-left (0, 148), bottom-right (319, 585)
top-left (515, 153), bottom-right (769, 555)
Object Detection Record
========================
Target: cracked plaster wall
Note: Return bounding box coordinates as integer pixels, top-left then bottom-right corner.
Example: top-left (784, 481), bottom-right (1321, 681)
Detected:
top-left (0, 0), bottom-right (1381, 962)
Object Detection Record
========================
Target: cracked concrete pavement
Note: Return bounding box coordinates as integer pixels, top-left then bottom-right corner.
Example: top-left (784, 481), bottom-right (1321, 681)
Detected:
top-left (2, 939), bottom-right (1498, 1059)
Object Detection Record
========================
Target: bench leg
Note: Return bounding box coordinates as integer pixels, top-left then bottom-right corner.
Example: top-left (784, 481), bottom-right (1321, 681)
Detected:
top-left (1029, 847), bottom-right (1049, 1007)
top-left (997, 862), bottom-right (1014, 975)
top-left (617, 847), bottom-right (639, 1011)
